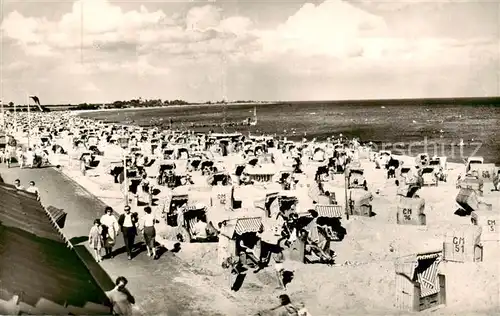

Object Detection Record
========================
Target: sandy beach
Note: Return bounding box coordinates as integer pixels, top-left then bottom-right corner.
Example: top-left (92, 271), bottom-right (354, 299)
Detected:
top-left (2, 111), bottom-right (500, 316)
top-left (1, 1), bottom-right (499, 314)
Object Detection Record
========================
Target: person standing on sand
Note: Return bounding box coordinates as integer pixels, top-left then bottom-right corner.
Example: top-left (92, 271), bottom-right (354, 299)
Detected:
top-left (118, 205), bottom-right (138, 260)
top-left (101, 206), bottom-right (120, 259)
top-left (139, 206), bottom-right (159, 259)
top-left (5, 136), bottom-right (16, 168)
top-left (25, 148), bottom-right (34, 168)
top-left (16, 147), bottom-right (24, 168)
top-left (88, 219), bottom-right (104, 262)
top-left (106, 276), bottom-right (136, 316)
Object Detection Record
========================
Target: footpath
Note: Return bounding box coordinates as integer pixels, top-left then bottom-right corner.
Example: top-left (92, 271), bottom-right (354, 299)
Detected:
top-left (1, 131), bottom-right (240, 316)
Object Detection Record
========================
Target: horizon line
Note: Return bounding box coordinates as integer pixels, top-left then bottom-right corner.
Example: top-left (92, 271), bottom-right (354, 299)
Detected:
top-left (3, 95), bottom-right (500, 107)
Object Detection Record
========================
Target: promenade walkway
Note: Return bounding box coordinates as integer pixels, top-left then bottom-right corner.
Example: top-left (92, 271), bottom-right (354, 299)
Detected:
top-left (0, 165), bottom-right (240, 315)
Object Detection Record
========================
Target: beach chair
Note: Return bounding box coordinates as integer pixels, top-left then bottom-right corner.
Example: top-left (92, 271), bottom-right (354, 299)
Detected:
top-left (176, 205), bottom-right (218, 243)
top-left (429, 157), bottom-right (447, 182)
top-left (348, 188), bottom-right (373, 217)
top-left (218, 216), bottom-right (264, 272)
top-left (269, 194), bottom-right (299, 219)
top-left (415, 153), bottom-right (430, 167)
top-left (246, 166), bottom-right (276, 183)
top-left (273, 169), bottom-right (296, 190)
top-left (395, 250), bottom-right (445, 311)
top-left (375, 150), bottom-right (391, 169)
top-left (79, 152), bottom-right (100, 176)
top-left (455, 188), bottom-right (491, 215)
top-left (457, 176), bottom-right (484, 196)
top-left (207, 172), bottom-right (232, 186)
top-left (163, 193), bottom-right (190, 226)
top-left (465, 156), bottom-right (484, 174)
top-left (291, 209), bottom-right (340, 264)
top-left (397, 196), bottom-right (426, 225)
top-left (421, 167), bottom-right (438, 186)
top-left (347, 167), bottom-right (367, 190)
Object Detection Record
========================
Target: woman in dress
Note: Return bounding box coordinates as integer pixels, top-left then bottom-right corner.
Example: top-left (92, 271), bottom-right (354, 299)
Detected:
top-left (139, 173), bottom-right (151, 205)
top-left (25, 148), bottom-right (34, 168)
top-left (88, 219), bottom-right (104, 262)
top-left (16, 147), bottom-right (24, 168)
top-left (139, 206), bottom-right (158, 259)
top-left (100, 206), bottom-right (119, 259)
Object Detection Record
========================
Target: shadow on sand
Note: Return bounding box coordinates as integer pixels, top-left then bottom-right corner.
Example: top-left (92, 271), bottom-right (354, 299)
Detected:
top-left (454, 208), bottom-right (472, 217)
top-left (112, 241), bottom-right (171, 259)
top-left (69, 236), bottom-right (89, 245)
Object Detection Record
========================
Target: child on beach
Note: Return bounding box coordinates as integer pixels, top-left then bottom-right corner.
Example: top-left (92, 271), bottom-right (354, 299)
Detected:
top-left (89, 219), bottom-right (104, 262)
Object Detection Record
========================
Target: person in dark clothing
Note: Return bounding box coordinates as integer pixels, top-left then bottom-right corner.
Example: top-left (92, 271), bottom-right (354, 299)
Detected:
top-left (118, 206), bottom-right (139, 260)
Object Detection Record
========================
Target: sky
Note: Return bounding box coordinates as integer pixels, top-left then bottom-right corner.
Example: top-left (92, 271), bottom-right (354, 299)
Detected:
top-left (0, 0), bottom-right (499, 104)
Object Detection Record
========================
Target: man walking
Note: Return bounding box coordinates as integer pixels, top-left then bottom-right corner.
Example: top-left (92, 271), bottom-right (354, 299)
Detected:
top-left (118, 206), bottom-right (138, 260)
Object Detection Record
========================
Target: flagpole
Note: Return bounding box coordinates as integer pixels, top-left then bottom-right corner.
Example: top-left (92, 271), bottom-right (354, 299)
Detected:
top-left (27, 94), bottom-right (31, 148)
top-left (123, 149), bottom-right (129, 207)
top-left (1, 99), bottom-right (4, 131)
top-left (14, 102), bottom-right (17, 133)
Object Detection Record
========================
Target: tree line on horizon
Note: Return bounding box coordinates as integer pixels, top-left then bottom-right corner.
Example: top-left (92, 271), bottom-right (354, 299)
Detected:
top-left (2, 98), bottom-right (258, 111)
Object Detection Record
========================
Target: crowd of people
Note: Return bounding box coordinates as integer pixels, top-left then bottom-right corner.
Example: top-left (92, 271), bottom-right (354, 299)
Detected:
top-left (1, 135), bottom-right (52, 169)
top-left (88, 205), bottom-right (160, 262)
top-left (0, 111), bottom-right (359, 315)
top-left (6, 109), bottom-right (498, 316)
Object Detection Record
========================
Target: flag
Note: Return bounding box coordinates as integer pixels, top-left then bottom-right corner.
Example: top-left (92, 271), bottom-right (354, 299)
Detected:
top-left (29, 96), bottom-right (41, 105)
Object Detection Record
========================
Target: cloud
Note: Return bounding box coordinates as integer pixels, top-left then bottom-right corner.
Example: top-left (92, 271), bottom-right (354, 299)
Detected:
top-left (1, 0), bottom-right (498, 103)
top-left (3, 61), bottom-right (30, 72)
top-left (186, 5), bottom-right (221, 31)
top-left (80, 82), bottom-right (99, 92)
top-left (253, 1), bottom-right (385, 60)
top-left (3, 0), bottom-right (487, 64)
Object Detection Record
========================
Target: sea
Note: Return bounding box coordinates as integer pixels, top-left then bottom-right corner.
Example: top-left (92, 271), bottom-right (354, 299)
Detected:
top-left (79, 99), bottom-right (500, 164)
